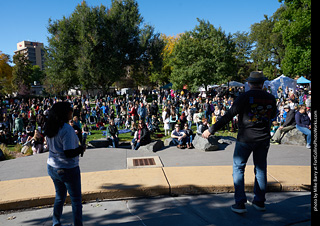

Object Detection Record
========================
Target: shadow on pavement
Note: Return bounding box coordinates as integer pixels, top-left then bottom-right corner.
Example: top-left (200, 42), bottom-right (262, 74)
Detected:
top-left (20, 192), bottom-right (311, 226)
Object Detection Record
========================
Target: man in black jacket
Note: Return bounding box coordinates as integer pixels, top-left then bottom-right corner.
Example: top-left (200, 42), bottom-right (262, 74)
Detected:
top-left (150, 100), bottom-right (159, 116)
top-left (271, 105), bottom-right (296, 144)
top-left (107, 119), bottom-right (119, 148)
top-left (202, 71), bottom-right (277, 214)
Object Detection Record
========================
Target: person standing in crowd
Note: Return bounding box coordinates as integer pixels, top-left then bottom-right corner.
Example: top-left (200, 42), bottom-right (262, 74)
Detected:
top-left (295, 105), bottom-right (311, 149)
top-left (69, 119), bottom-right (82, 145)
top-left (14, 114), bottom-right (24, 134)
top-left (163, 108), bottom-right (170, 136)
top-left (128, 103), bottom-right (137, 123)
top-left (204, 99), bottom-right (212, 121)
top-left (44, 102), bottom-right (85, 226)
top-left (81, 123), bottom-right (90, 146)
top-left (107, 119), bottom-right (119, 148)
top-left (137, 102), bottom-right (147, 122)
top-left (169, 110), bottom-right (178, 131)
top-left (305, 91), bottom-right (311, 109)
top-left (100, 102), bottom-right (109, 117)
top-left (202, 71), bottom-right (277, 214)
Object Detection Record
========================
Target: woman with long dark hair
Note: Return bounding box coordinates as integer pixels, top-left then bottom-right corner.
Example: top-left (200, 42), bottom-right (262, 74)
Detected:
top-left (44, 102), bottom-right (85, 226)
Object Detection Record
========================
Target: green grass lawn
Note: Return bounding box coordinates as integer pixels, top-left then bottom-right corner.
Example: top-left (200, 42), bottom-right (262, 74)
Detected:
top-left (86, 121), bottom-right (237, 144)
top-left (4, 100), bottom-right (238, 159)
top-left (87, 101), bottom-right (238, 143)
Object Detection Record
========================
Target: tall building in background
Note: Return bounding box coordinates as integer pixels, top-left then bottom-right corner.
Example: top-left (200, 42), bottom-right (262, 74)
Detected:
top-left (14, 41), bottom-right (45, 70)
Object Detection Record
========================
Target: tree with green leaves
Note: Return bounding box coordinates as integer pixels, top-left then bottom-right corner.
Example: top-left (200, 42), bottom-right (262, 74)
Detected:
top-left (232, 31), bottom-right (255, 81)
top-left (0, 51), bottom-right (13, 96)
top-left (274, 0), bottom-right (311, 76)
top-left (250, 8), bottom-right (285, 79)
top-left (171, 19), bottom-right (237, 92)
top-left (45, 0), bottom-right (146, 95)
top-left (45, 15), bottom-right (79, 94)
top-left (130, 24), bottom-right (165, 87)
top-left (12, 53), bottom-right (34, 95)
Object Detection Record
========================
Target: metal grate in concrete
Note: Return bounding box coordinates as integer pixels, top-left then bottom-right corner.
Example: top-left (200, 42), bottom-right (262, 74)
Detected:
top-left (127, 156), bottom-right (163, 169)
top-left (133, 158), bottom-right (156, 166)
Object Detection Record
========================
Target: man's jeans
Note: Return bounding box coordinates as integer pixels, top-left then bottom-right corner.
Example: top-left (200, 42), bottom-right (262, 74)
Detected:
top-left (186, 136), bottom-right (193, 144)
top-left (171, 137), bottom-right (186, 146)
top-left (131, 138), bottom-right (140, 150)
top-left (47, 164), bottom-right (83, 226)
top-left (296, 125), bottom-right (311, 145)
top-left (272, 125), bottom-right (295, 143)
top-left (233, 140), bottom-right (270, 204)
top-left (110, 137), bottom-right (119, 148)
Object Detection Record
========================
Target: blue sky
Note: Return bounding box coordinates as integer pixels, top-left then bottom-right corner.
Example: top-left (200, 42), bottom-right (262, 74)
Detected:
top-left (0, 0), bottom-right (281, 61)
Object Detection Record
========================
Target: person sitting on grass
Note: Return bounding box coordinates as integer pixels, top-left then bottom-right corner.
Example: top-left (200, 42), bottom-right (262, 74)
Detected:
top-left (31, 129), bottom-right (44, 154)
top-left (96, 119), bottom-right (105, 130)
top-left (17, 132), bottom-right (27, 145)
top-left (183, 124), bottom-right (194, 149)
top-left (114, 115), bottom-right (122, 129)
top-left (131, 120), bottom-right (151, 150)
top-left (197, 118), bottom-right (209, 134)
top-left (171, 124), bottom-right (187, 149)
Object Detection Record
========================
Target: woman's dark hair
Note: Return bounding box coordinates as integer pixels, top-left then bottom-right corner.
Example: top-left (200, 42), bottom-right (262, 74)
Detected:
top-left (44, 102), bottom-right (73, 138)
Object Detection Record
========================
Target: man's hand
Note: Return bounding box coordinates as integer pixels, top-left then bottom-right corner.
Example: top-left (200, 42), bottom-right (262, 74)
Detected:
top-left (202, 129), bottom-right (211, 139)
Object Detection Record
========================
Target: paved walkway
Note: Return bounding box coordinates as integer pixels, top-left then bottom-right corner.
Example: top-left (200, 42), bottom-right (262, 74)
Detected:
top-left (0, 192), bottom-right (311, 226)
top-left (0, 140), bottom-right (311, 211)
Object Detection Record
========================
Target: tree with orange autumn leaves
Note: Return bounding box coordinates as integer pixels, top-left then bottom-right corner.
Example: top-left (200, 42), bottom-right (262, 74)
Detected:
top-left (157, 34), bottom-right (181, 86)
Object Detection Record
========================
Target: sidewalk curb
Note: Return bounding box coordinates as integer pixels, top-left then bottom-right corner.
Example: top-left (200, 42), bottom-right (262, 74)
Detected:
top-left (0, 165), bottom-right (311, 211)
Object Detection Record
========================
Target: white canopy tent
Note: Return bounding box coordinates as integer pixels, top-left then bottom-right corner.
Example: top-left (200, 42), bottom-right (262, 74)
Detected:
top-left (198, 84), bottom-right (219, 91)
top-left (245, 75), bottom-right (297, 98)
top-left (222, 81), bottom-right (245, 87)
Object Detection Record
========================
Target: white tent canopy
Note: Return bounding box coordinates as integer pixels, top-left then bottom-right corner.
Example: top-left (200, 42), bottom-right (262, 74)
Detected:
top-left (198, 84), bottom-right (219, 91)
top-left (245, 75), bottom-right (297, 98)
top-left (222, 81), bottom-right (245, 87)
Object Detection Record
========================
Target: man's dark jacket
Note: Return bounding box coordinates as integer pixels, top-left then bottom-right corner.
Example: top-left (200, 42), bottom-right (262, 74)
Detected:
top-left (282, 109), bottom-right (296, 127)
top-left (209, 89), bottom-right (277, 143)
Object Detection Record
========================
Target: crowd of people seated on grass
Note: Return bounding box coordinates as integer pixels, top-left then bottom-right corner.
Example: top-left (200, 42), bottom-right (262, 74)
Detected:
top-left (0, 83), bottom-right (312, 155)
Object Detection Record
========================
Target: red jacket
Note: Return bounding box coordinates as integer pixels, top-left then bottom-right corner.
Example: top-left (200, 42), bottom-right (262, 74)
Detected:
top-left (129, 107), bottom-right (137, 116)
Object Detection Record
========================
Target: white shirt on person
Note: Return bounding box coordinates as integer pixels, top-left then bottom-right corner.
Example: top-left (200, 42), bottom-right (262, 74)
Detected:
top-left (47, 123), bottom-right (80, 169)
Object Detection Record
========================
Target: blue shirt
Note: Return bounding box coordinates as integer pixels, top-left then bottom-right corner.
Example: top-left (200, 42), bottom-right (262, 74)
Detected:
top-left (101, 105), bottom-right (108, 114)
top-left (47, 123), bottom-right (80, 169)
top-left (171, 130), bottom-right (185, 137)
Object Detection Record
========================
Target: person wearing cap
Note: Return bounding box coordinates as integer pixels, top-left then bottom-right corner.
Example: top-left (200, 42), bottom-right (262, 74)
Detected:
top-left (271, 105), bottom-right (296, 144)
top-left (202, 71), bottom-right (277, 214)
